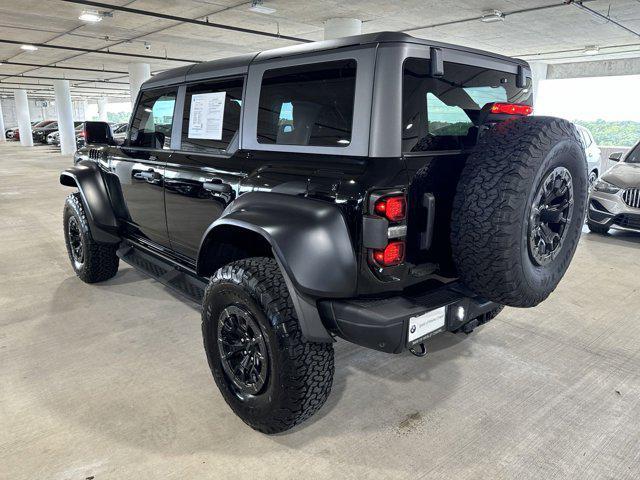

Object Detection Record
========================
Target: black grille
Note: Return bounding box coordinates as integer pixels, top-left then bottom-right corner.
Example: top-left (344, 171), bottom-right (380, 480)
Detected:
top-left (623, 189), bottom-right (640, 209)
top-left (614, 214), bottom-right (640, 230)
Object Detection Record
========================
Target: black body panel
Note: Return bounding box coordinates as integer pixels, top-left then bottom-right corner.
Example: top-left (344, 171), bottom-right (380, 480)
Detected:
top-left (59, 160), bottom-right (120, 243)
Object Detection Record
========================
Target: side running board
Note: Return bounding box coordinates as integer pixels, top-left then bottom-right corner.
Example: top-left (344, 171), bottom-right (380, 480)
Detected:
top-left (117, 240), bottom-right (207, 307)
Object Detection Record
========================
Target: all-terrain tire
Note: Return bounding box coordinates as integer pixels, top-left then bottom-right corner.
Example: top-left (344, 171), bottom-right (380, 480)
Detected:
top-left (63, 193), bottom-right (119, 283)
top-left (587, 222), bottom-right (609, 235)
top-left (451, 116), bottom-right (588, 308)
top-left (202, 257), bottom-right (334, 434)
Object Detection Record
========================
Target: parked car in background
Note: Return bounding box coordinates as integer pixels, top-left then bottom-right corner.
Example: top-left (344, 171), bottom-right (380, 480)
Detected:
top-left (588, 140), bottom-right (640, 234)
top-left (32, 121), bottom-right (60, 144)
top-left (5, 126), bottom-right (18, 139)
top-left (47, 131), bottom-right (60, 145)
top-left (575, 124), bottom-right (601, 189)
top-left (13, 120), bottom-right (55, 140)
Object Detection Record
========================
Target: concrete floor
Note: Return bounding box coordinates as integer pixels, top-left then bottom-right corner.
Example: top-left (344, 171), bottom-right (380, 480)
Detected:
top-left (1, 141), bottom-right (640, 480)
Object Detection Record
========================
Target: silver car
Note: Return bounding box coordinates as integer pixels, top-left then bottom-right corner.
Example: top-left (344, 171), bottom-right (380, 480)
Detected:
top-left (587, 140), bottom-right (640, 234)
top-left (575, 124), bottom-right (601, 189)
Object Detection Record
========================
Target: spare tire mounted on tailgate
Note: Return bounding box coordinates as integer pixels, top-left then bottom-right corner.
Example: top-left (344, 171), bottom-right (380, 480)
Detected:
top-left (451, 116), bottom-right (588, 308)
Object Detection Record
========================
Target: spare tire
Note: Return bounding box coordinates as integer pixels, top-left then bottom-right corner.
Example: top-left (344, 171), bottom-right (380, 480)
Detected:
top-left (451, 116), bottom-right (587, 308)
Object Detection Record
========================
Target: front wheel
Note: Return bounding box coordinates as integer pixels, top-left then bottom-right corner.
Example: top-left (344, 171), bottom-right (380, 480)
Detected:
top-left (202, 257), bottom-right (334, 434)
top-left (63, 193), bottom-right (119, 283)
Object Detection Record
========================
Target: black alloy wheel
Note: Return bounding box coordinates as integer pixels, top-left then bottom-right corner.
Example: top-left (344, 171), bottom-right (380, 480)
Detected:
top-left (528, 166), bottom-right (575, 266)
top-left (217, 305), bottom-right (269, 398)
top-left (67, 215), bottom-right (85, 267)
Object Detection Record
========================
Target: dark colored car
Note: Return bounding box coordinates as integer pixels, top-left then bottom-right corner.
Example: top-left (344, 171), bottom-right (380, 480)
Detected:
top-left (60, 32), bottom-right (588, 433)
top-left (32, 121), bottom-right (59, 144)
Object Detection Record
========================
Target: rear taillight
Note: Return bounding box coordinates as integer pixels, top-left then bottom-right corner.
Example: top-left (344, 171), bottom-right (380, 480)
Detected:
top-left (490, 102), bottom-right (533, 116)
top-left (373, 241), bottom-right (405, 267)
top-left (374, 195), bottom-right (406, 223)
top-left (368, 191), bottom-right (407, 270)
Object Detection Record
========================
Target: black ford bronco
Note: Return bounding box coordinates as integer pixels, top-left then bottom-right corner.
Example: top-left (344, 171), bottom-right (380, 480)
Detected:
top-left (60, 32), bottom-right (587, 433)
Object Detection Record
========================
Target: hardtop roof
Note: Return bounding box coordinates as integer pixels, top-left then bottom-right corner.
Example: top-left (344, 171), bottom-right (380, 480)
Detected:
top-left (141, 31), bottom-right (528, 90)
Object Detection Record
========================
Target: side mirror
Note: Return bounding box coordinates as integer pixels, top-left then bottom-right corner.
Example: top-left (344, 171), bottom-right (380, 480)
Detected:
top-left (84, 121), bottom-right (115, 146)
top-left (609, 151), bottom-right (623, 162)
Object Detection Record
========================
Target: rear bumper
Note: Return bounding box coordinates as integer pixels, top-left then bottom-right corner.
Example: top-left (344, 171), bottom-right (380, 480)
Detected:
top-left (318, 282), bottom-right (499, 354)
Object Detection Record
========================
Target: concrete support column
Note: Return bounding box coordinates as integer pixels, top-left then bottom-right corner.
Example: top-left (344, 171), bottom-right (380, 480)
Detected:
top-left (0, 100), bottom-right (6, 144)
top-left (82, 100), bottom-right (90, 121)
top-left (14, 90), bottom-right (33, 147)
top-left (54, 80), bottom-right (77, 155)
top-left (97, 97), bottom-right (109, 121)
top-left (529, 61), bottom-right (549, 111)
top-left (128, 63), bottom-right (151, 108)
top-left (324, 18), bottom-right (362, 40)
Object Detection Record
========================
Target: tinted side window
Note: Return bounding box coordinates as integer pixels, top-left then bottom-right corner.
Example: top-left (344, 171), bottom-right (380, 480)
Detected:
top-left (181, 78), bottom-right (244, 153)
top-left (402, 59), bottom-right (532, 152)
top-left (257, 59), bottom-right (356, 147)
top-left (129, 88), bottom-right (177, 149)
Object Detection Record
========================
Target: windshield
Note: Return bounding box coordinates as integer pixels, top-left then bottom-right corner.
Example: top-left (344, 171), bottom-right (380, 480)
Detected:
top-left (625, 143), bottom-right (640, 164)
top-left (34, 120), bottom-right (54, 128)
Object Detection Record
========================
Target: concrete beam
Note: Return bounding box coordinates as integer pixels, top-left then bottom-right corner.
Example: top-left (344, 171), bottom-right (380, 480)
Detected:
top-left (547, 57), bottom-right (640, 79)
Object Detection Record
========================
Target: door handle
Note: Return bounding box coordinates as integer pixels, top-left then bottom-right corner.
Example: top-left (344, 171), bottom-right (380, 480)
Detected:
top-left (134, 169), bottom-right (161, 181)
top-left (203, 178), bottom-right (232, 194)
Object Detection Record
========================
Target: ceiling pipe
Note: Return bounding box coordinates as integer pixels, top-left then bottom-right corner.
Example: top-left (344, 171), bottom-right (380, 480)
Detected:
top-left (0, 81), bottom-right (129, 91)
top-left (567, 1), bottom-right (640, 40)
top-left (0, 39), bottom-right (201, 63)
top-left (0, 61), bottom-right (128, 75)
top-left (61, 0), bottom-right (311, 43)
top-left (0, 74), bottom-right (129, 84)
top-left (402, 0), bottom-right (597, 33)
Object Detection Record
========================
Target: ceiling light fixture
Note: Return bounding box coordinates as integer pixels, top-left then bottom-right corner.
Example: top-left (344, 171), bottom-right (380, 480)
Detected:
top-left (481, 10), bottom-right (505, 23)
top-left (249, 0), bottom-right (276, 15)
top-left (20, 44), bottom-right (38, 51)
top-left (583, 45), bottom-right (600, 55)
top-left (79, 10), bottom-right (103, 22)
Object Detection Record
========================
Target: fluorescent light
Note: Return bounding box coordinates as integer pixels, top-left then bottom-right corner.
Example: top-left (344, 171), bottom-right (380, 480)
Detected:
top-left (20, 44), bottom-right (38, 51)
top-left (249, 0), bottom-right (276, 14)
top-left (79, 10), bottom-right (103, 22)
top-left (481, 10), bottom-right (505, 23)
top-left (583, 45), bottom-right (599, 55)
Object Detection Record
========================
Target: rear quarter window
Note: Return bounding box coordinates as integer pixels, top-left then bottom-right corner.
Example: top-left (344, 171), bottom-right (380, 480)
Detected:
top-left (256, 59), bottom-right (357, 147)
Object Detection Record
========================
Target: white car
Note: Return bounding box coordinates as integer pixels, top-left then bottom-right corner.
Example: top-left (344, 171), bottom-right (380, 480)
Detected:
top-left (47, 131), bottom-right (60, 145)
top-left (575, 124), bottom-right (601, 189)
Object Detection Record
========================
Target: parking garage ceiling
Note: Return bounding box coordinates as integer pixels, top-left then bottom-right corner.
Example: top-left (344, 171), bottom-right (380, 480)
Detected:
top-left (0, 0), bottom-right (639, 98)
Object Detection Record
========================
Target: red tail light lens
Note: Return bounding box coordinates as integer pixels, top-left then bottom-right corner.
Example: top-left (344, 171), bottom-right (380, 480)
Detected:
top-left (490, 103), bottom-right (533, 116)
top-left (374, 195), bottom-right (406, 222)
top-left (373, 241), bottom-right (405, 267)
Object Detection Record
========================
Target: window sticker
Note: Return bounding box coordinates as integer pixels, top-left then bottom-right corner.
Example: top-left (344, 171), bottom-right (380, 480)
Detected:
top-left (188, 92), bottom-right (226, 140)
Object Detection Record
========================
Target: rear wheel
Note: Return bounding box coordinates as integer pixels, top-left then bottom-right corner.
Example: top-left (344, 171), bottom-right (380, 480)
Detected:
top-left (202, 257), bottom-right (334, 434)
top-left (63, 193), bottom-right (119, 283)
top-left (451, 117), bottom-right (588, 307)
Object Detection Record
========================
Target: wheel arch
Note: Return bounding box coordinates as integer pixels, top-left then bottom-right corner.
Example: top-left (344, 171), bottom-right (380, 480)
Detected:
top-left (60, 161), bottom-right (120, 243)
top-left (196, 192), bottom-right (359, 342)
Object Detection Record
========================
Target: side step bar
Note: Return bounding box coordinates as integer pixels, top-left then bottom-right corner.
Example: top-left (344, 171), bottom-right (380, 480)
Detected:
top-left (117, 240), bottom-right (208, 307)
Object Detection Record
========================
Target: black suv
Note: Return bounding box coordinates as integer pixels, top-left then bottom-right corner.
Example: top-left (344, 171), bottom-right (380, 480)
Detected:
top-left (60, 32), bottom-right (587, 433)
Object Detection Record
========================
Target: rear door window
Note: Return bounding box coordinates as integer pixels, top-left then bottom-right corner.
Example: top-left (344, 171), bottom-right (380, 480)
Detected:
top-left (181, 77), bottom-right (244, 154)
top-left (402, 58), bottom-right (532, 152)
top-left (256, 59), bottom-right (357, 147)
top-left (128, 88), bottom-right (177, 149)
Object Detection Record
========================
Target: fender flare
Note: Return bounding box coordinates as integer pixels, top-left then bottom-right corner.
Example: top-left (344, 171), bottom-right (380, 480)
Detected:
top-left (197, 192), bottom-right (359, 342)
top-left (60, 160), bottom-right (120, 243)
